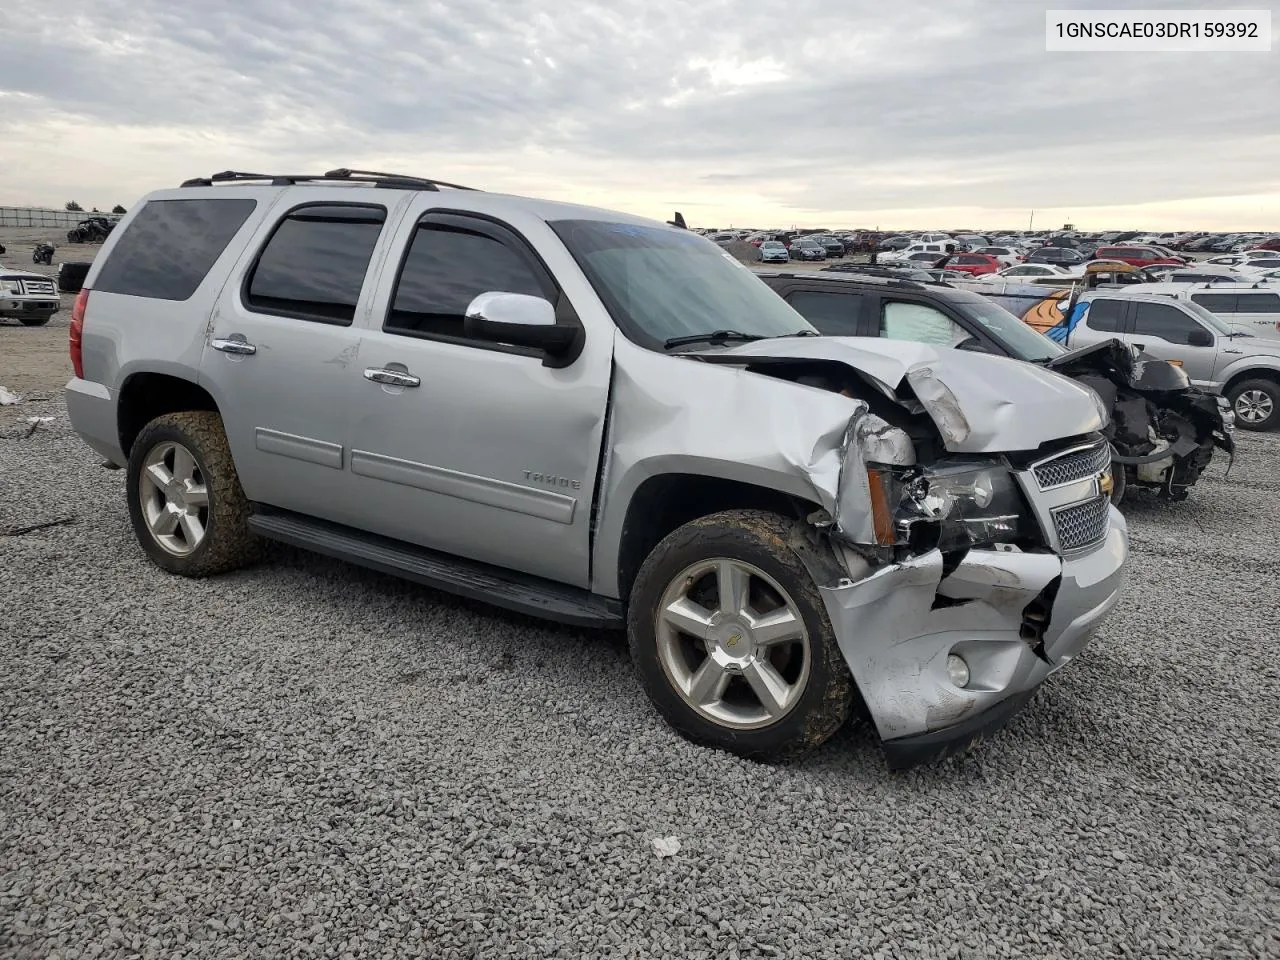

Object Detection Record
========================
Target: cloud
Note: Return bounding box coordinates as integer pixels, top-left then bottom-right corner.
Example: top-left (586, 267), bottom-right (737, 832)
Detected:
top-left (0, 0), bottom-right (1277, 228)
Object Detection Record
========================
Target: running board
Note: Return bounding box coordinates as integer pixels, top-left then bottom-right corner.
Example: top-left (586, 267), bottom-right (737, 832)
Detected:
top-left (247, 509), bottom-right (624, 630)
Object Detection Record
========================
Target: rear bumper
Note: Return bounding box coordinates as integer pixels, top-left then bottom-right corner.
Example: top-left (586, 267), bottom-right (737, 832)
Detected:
top-left (819, 510), bottom-right (1128, 767)
top-left (65, 377), bottom-right (124, 465)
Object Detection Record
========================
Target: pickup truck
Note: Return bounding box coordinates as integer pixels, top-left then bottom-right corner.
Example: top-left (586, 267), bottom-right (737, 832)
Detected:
top-left (1, 266), bottom-right (61, 325)
top-left (64, 169), bottom-right (1130, 769)
top-left (971, 279), bottom-right (1280, 432)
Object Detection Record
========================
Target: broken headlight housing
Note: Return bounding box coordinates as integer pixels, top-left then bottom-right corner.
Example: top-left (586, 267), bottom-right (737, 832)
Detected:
top-left (867, 458), bottom-right (1036, 553)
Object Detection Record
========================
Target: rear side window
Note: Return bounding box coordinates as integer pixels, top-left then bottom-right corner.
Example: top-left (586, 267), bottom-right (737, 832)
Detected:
top-left (785, 290), bottom-right (861, 335)
top-left (94, 198), bottom-right (256, 301)
top-left (1084, 298), bottom-right (1126, 332)
top-left (386, 220), bottom-right (552, 340)
top-left (1190, 293), bottom-right (1238, 312)
top-left (244, 204), bottom-right (386, 325)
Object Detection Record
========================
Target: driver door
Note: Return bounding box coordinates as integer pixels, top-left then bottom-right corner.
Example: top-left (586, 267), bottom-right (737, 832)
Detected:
top-left (1121, 300), bottom-right (1219, 387)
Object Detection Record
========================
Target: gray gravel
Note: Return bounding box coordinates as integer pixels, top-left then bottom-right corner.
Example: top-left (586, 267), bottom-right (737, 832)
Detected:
top-left (1, 403), bottom-right (1278, 959)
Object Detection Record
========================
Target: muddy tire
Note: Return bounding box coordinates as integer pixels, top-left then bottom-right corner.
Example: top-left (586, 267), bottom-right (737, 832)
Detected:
top-left (125, 411), bottom-right (261, 577)
top-left (627, 509), bottom-right (853, 762)
top-left (1227, 378), bottom-right (1279, 432)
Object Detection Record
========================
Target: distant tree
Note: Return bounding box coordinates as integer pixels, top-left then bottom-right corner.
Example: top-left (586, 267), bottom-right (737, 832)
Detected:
top-left (65, 201), bottom-right (83, 212)
top-left (112, 205), bottom-right (127, 214)
top-left (91, 207), bottom-right (101, 213)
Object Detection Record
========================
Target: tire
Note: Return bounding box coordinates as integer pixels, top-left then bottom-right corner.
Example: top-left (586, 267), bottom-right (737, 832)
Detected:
top-left (1108, 458), bottom-right (1127, 506)
top-left (125, 411), bottom-right (262, 577)
top-left (626, 509), bottom-right (853, 762)
top-left (1227, 378), bottom-right (1279, 431)
top-left (18, 317), bottom-right (51, 327)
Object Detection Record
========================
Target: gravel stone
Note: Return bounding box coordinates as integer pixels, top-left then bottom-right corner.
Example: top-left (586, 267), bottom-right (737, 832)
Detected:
top-left (1, 397), bottom-right (1278, 959)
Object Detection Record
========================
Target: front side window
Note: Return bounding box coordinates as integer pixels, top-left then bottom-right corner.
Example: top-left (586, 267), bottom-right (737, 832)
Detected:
top-left (549, 219), bottom-right (813, 348)
top-left (386, 219), bottom-right (552, 340)
top-left (1233, 293), bottom-right (1280, 314)
top-left (881, 301), bottom-right (966, 346)
top-left (1132, 302), bottom-right (1206, 345)
top-left (245, 204), bottom-right (386, 324)
top-left (95, 198), bottom-right (257, 301)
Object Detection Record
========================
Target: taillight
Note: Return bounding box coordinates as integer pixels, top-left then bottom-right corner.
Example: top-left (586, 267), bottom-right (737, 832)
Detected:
top-left (69, 287), bottom-right (90, 379)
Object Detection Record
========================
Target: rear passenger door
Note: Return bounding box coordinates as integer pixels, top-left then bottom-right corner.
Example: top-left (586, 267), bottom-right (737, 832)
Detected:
top-left (1226, 292), bottom-right (1280, 341)
top-left (202, 199), bottom-right (396, 525)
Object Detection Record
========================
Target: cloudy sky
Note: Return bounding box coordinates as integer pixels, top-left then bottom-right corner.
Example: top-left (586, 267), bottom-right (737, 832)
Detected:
top-left (0, 1), bottom-right (1276, 230)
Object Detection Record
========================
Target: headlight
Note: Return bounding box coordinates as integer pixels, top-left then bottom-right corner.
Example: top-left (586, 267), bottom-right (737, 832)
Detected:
top-left (0, 280), bottom-right (22, 294)
top-left (867, 459), bottom-right (1036, 552)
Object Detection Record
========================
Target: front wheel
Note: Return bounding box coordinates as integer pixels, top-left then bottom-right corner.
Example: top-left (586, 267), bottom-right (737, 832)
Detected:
top-left (627, 510), bottom-right (854, 761)
top-left (125, 411), bottom-right (262, 576)
top-left (1228, 378), bottom-right (1279, 431)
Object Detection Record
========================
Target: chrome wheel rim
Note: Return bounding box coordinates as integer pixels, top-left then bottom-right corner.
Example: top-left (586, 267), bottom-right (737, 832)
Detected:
top-left (1234, 389), bottom-right (1274, 424)
top-left (138, 441), bottom-right (210, 556)
top-left (655, 558), bottom-right (810, 730)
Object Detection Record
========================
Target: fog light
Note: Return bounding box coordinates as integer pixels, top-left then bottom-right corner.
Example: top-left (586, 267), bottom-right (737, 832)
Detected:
top-left (946, 654), bottom-right (971, 688)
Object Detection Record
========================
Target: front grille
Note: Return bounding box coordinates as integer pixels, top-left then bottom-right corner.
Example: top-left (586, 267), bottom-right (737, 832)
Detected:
top-left (20, 279), bottom-right (56, 296)
top-left (1052, 496), bottom-right (1110, 551)
top-left (1033, 442), bottom-right (1111, 490)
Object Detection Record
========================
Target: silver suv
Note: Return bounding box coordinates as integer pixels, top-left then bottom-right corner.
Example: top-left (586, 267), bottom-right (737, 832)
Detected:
top-left (65, 169), bottom-right (1130, 768)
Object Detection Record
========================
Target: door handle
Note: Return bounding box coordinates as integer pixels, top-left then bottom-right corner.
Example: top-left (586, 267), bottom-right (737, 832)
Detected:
top-left (364, 367), bottom-right (421, 388)
top-left (211, 337), bottom-right (257, 356)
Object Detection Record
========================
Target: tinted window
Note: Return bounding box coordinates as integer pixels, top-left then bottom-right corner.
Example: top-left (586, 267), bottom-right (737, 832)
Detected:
top-left (245, 204), bottom-right (385, 324)
top-left (387, 223), bottom-right (550, 339)
top-left (1132, 302), bottom-right (1206, 345)
top-left (786, 290), bottom-right (861, 335)
top-left (881, 301), bottom-right (965, 346)
top-left (1085, 298), bottom-right (1127, 332)
top-left (1233, 293), bottom-right (1280, 314)
top-left (1251, 258), bottom-right (1280, 268)
top-left (95, 198), bottom-right (256, 301)
top-left (1190, 293), bottom-right (1239, 312)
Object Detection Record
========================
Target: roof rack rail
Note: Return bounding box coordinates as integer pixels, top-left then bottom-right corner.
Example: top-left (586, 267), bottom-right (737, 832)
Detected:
top-left (179, 168), bottom-right (481, 191)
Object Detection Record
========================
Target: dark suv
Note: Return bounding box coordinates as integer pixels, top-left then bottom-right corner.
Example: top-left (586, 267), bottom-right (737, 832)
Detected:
top-left (757, 271), bottom-right (1233, 503)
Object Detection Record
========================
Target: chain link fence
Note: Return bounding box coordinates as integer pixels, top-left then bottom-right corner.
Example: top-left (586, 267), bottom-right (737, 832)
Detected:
top-left (0, 207), bottom-right (120, 229)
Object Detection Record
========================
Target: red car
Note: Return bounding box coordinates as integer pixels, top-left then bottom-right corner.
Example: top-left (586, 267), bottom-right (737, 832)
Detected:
top-left (1093, 245), bottom-right (1183, 267)
top-left (945, 253), bottom-right (1003, 276)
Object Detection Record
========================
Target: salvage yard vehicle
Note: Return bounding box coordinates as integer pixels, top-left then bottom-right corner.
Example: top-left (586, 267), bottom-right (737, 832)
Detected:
top-left (0, 266), bottom-right (60, 325)
top-left (760, 271), bottom-right (1234, 502)
top-left (969, 271), bottom-right (1280, 433)
top-left (65, 169), bottom-right (1131, 768)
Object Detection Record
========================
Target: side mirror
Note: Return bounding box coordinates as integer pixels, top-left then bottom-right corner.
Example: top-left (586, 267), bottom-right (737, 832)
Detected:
top-left (463, 292), bottom-right (577, 357)
top-left (1187, 327), bottom-right (1213, 347)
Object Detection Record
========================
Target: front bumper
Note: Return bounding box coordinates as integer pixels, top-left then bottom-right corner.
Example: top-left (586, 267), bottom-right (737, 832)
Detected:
top-left (819, 507), bottom-right (1128, 768)
top-left (1, 297), bottom-right (60, 320)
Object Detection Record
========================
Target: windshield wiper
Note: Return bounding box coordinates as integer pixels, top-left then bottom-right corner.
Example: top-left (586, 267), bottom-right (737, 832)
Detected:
top-left (664, 330), bottom-right (765, 349)
top-left (783, 329), bottom-right (820, 337)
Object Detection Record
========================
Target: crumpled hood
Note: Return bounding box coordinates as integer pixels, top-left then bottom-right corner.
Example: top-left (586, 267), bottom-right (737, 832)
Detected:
top-left (714, 336), bottom-right (1106, 453)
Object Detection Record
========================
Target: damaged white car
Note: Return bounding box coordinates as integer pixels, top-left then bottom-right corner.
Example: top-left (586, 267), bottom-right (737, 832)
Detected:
top-left (65, 175), bottom-right (1130, 768)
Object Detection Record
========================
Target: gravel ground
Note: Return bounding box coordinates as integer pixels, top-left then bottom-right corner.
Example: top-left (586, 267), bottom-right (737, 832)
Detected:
top-left (1, 237), bottom-right (1278, 958)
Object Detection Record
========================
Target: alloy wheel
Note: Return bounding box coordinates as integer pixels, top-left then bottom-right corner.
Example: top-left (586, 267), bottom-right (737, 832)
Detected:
top-left (655, 558), bottom-right (811, 730)
top-left (1234, 389), bottom-right (1274, 425)
top-left (138, 441), bottom-right (210, 556)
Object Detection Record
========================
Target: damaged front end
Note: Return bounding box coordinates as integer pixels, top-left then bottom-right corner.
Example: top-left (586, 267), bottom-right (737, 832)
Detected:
top-left (819, 402), bottom-right (1128, 768)
top-left (1047, 340), bottom-right (1234, 502)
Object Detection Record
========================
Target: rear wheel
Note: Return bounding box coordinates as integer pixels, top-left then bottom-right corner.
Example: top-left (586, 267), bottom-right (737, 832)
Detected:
top-left (627, 510), bottom-right (853, 761)
top-left (1228, 378), bottom-right (1279, 431)
top-left (125, 411), bottom-right (262, 576)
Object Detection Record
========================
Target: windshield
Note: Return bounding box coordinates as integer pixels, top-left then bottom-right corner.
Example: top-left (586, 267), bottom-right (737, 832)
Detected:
top-left (1180, 298), bottom-right (1236, 334)
top-left (947, 290), bottom-right (1066, 361)
top-left (550, 219), bottom-right (815, 348)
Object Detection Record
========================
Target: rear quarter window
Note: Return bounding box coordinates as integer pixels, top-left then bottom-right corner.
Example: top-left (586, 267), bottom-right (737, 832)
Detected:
top-left (93, 198), bottom-right (257, 301)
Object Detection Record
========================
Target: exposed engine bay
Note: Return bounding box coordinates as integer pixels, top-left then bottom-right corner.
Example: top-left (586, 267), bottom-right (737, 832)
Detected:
top-left (1044, 340), bottom-right (1234, 502)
